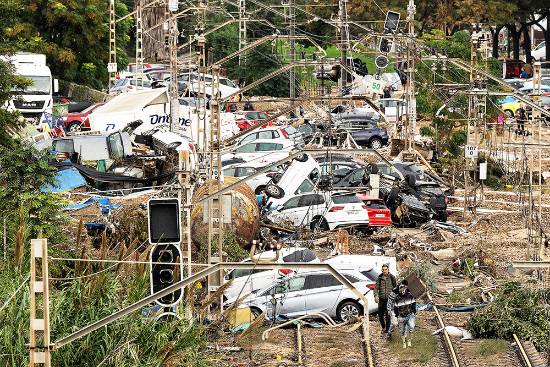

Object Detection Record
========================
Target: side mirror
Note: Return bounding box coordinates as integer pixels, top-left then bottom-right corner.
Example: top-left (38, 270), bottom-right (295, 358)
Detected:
top-left (53, 79), bottom-right (59, 93)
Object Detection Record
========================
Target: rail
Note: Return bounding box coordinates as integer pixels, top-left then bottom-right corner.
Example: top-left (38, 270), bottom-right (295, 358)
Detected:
top-left (427, 292), bottom-right (462, 367)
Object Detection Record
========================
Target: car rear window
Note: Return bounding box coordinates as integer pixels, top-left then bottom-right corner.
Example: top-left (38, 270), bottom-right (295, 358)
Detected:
top-left (344, 275), bottom-right (361, 283)
top-left (360, 270), bottom-right (378, 282)
top-left (365, 200), bottom-right (387, 209)
top-left (282, 249), bottom-right (317, 263)
top-left (332, 194), bottom-right (361, 204)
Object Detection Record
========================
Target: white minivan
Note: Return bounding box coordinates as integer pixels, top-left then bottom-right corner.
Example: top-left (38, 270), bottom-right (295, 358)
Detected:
top-left (223, 247), bottom-right (320, 301)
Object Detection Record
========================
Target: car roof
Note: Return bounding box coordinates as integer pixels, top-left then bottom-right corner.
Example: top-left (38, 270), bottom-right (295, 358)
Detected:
top-left (238, 138), bottom-right (293, 146)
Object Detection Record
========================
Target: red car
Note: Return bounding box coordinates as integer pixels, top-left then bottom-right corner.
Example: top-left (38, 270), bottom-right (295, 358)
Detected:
top-left (64, 103), bottom-right (104, 132)
top-left (357, 194), bottom-right (392, 228)
top-left (235, 111), bottom-right (272, 130)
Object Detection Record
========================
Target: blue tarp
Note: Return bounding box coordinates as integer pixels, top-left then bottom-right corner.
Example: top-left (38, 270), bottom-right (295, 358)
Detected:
top-left (65, 196), bottom-right (121, 215)
top-left (42, 167), bottom-right (87, 193)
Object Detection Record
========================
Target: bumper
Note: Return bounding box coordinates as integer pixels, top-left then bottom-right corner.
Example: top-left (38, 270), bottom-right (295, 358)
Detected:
top-left (328, 220), bottom-right (370, 230)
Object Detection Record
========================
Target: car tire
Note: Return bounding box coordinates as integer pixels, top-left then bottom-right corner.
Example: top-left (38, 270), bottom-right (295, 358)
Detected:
top-left (271, 173), bottom-right (283, 184)
top-left (366, 163), bottom-right (379, 174)
top-left (369, 137), bottom-right (383, 149)
top-left (310, 217), bottom-right (329, 231)
top-left (250, 307), bottom-right (263, 319)
top-left (337, 301), bottom-right (362, 322)
top-left (255, 186), bottom-right (266, 195)
top-left (294, 153), bottom-right (309, 162)
top-left (265, 183), bottom-right (284, 199)
top-left (66, 121), bottom-right (82, 133)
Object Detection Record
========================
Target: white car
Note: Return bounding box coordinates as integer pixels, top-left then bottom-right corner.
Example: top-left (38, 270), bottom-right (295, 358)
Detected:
top-left (236, 126), bottom-right (305, 148)
top-left (109, 78), bottom-right (152, 94)
top-left (222, 138), bottom-right (296, 166)
top-left (182, 72), bottom-right (240, 99)
top-left (325, 255), bottom-right (398, 282)
top-left (531, 41), bottom-right (546, 61)
top-left (264, 154), bottom-right (320, 206)
top-left (222, 160), bottom-right (280, 194)
top-left (225, 269), bottom-right (377, 321)
top-left (267, 192), bottom-right (370, 231)
top-left (223, 247), bottom-right (320, 301)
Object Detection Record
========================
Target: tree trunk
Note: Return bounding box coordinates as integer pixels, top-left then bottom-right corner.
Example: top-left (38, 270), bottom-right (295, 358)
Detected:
top-left (491, 26), bottom-right (503, 59)
top-left (508, 25), bottom-right (520, 60)
top-left (546, 16), bottom-right (550, 62)
top-left (522, 24), bottom-right (532, 63)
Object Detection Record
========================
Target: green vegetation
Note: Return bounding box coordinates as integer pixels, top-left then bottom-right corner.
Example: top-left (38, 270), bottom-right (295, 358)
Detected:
top-left (388, 329), bottom-right (438, 363)
top-left (476, 339), bottom-right (509, 357)
top-left (470, 282), bottom-right (550, 351)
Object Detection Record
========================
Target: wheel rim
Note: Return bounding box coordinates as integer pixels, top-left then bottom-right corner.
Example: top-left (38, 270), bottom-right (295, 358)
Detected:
top-left (340, 304), bottom-right (359, 321)
top-left (371, 139), bottom-right (382, 149)
top-left (266, 186), bottom-right (279, 196)
top-left (68, 123), bottom-right (81, 132)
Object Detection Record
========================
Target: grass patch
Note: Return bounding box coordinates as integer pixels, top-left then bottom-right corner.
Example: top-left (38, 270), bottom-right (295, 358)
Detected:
top-left (330, 362), bottom-right (352, 367)
top-left (388, 329), bottom-right (438, 363)
top-left (476, 339), bottom-right (509, 357)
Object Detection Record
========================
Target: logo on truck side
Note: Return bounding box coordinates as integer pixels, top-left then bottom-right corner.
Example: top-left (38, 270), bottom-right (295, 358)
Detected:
top-left (150, 114), bottom-right (191, 127)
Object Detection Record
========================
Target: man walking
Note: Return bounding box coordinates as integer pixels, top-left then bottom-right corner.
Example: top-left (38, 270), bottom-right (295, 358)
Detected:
top-left (374, 264), bottom-right (396, 334)
top-left (387, 280), bottom-right (417, 348)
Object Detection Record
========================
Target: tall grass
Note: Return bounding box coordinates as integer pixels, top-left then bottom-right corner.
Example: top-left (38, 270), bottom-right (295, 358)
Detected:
top-left (0, 264), bottom-right (209, 367)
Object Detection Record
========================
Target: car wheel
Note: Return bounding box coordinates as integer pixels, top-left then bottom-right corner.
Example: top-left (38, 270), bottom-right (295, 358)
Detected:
top-left (265, 183), bottom-right (285, 199)
top-left (337, 301), bottom-right (362, 322)
top-left (504, 110), bottom-right (514, 118)
top-left (271, 173), bottom-right (283, 184)
top-left (310, 217), bottom-right (329, 231)
top-left (369, 137), bottom-right (383, 149)
top-left (366, 163), bottom-right (379, 174)
top-left (66, 121), bottom-right (82, 133)
top-left (255, 186), bottom-right (266, 195)
top-left (250, 307), bottom-right (263, 319)
top-left (294, 153), bottom-right (309, 162)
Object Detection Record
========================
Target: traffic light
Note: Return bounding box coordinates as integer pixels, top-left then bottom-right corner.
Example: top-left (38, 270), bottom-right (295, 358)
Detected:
top-left (147, 198), bottom-right (183, 310)
top-left (148, 198), bottom-right (180, 244)
top-left (379, 37), bottom-right (393, 54)
top-left (384, 11), bottom-right (400, 33)
top-left (150, 243), bottom-right (183, 307)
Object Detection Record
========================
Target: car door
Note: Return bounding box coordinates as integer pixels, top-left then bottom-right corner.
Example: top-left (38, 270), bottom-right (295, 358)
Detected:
top-left (269, 196), bottom-right (302, 224)
top-left (303, 274), bottom-right (343, 315)
top-left (269, 276), bottom-right (307, 318)
top-left (298, 194), bottom-right (325, 225)
top-left (224, 260), bottom-right (273, 299)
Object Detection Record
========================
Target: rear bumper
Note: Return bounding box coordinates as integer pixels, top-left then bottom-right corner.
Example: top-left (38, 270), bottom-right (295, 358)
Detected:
top-left (329, 221), bottom-right (370, 230)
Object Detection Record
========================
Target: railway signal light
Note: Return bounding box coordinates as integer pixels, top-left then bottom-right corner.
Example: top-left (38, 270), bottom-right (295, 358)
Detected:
top-left (383, 11), bottom-right (400, 33)
top-left (379, 37), bottom-right (393, 54)
top-left (150, 243), bottom-right (183, 307)
top-left (148, 198), bottom-right (181, 245)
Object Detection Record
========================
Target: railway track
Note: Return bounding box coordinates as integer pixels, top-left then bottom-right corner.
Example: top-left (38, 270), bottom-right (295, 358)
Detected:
top-left (513, 334), bottom-right (547, 367)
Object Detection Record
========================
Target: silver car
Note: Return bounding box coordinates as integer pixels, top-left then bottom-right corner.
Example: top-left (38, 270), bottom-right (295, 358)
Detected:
top-left (225, 270), bottom-right (377, 322)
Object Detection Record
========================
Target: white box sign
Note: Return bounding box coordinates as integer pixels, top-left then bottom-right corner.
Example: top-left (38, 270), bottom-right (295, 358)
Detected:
top-left (464, 145), bottom-right (478, 159)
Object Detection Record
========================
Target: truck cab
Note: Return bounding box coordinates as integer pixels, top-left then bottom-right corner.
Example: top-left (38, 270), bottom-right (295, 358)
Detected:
top-left (1, 53), bottom-right (58, 119)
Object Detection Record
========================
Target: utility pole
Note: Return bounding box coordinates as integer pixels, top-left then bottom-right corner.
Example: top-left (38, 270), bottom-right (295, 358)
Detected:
top-left (108, 0), bottom-right (117, 88)
top-left (288, 0), bottom-right (297, 111)
top-left (206, 65), bottom-right (225, 312)
top-left (168, 3), bottom-right (179, 132)
top-left (533, 61), bottom-right (543, 259)
top-left (338, 0), bottom-right (350, 95)
top-left (404, 0), bottom-right (416, 153)
top-left (238, 0), bottom-right (247, 66)
top-left (135, 0), bottom-right (144, 87)
top-left (463, 24), bottom-right (486, 219)
top-left (29, 239), bottom-right (51, 367)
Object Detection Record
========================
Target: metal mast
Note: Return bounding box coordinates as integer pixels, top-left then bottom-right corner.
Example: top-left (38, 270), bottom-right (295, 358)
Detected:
top-left (405, 0), bottom-right (416, 152)
top-left (238, 0), bottom-right (247, 66)
top-left (135, 0), bottom-right (144, 87)
top-left (108, 0), bottom-right (117, 88)
top-left (168, 5), bottom-right (179, 132)
top-left (338, 0), bottom-right (350, 94)
top-left (289, 0), bottom-right (296, 109)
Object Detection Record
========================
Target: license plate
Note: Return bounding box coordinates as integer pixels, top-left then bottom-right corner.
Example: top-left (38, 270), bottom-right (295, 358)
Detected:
top-left (347, 210), bottom-right (360, 215)
top-left (375, 214), bottom-right (385, 218)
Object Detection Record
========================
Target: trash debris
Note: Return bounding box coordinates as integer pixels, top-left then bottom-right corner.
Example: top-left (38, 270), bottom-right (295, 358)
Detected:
top-left (433, 326), bottom-right (473, 340)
